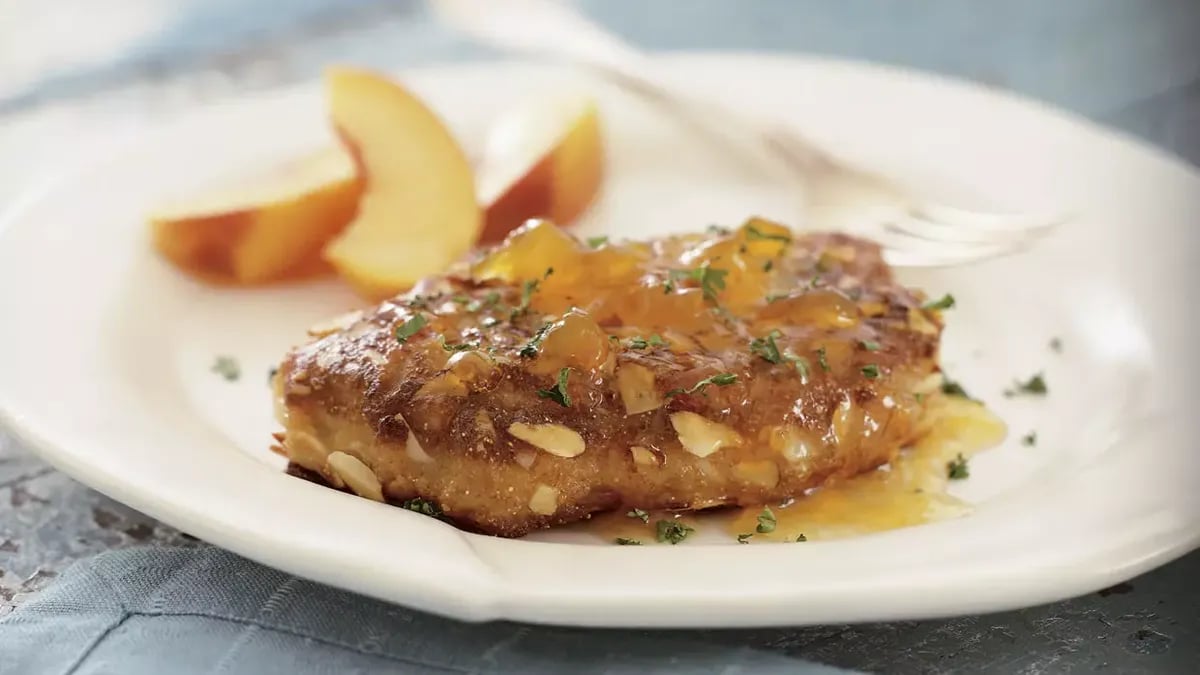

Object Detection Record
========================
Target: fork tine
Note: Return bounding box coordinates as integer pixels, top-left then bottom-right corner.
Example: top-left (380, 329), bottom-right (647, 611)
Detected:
top-left (887, 212), bottom-right (1062, 246)
top-left (913, 203), bottom-right (1070, 233)
top-left (876, 227), bottom-right (1035, 267)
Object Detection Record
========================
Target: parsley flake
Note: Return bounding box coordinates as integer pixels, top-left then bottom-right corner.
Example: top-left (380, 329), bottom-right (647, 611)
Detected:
top-left (815, 347), bottom-right (831, 372)
top-left (440, 337), bottom-right (474, 352)
top-left (655, 519), bottom-right (695, 545)
top-left (947, 453), bottom-right (970, 480)
top-left (756, 506), bottom-right (777, 534)
top-left (941, 379), bottom-right (971, 399)
top-left (586, 235), bottom-right (609, 248)
top-left (749, 331), bottom-right (784, 364)
top-left (668, 264), bottom-right (729, 302)
top-left (628, 337), bottom-right (649, 350)
top-left (627, 508), bottom-right (650, 523)
top-left (519, 323), bottom-right (552, 358)
top-left (861, 364), bottom-right (882, 379)
top-left (665, 373), bottom-right (738, 398)
top-left (400, 498), bottom-right (443, 518)
top-left (536, 367), bottom-right (573, 407)
top-left (737, 533), bottom-right (753, 544)
top-left (1022, 431), bottom-right (1037, 446)
top-left (1004, 372), bottom-right (1048, 397)
top-left (745, 225), bottom-right (793, 243)
top-left (395, 314), bottom-right (428, 343)
top-left (466, 291), bottom-right (501, 313)
top-left (763, 260), bottom-right (774, 272)
top-left (211, 356), bottom-right (240, 382)
top-left (787, 354), bottom-right (811, 384)
top-left (614, 537), bottom-right (642, 546)
top-left (922, 294), bottom-right (956, 311)
top-left (859, 340), bottom-right (881, 352)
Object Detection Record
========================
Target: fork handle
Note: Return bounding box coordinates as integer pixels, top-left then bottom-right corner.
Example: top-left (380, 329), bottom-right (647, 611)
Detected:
top-left (435, 0), bottom-right (829, 180)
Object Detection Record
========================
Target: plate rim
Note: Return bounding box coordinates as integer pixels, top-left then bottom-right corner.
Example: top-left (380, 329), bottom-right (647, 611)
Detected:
top-left (1, 52), bottom-right (1198, 628)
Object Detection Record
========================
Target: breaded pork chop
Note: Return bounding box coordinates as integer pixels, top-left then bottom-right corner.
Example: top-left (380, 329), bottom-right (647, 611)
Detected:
top-left (274, 219), bottom-right (945, 537)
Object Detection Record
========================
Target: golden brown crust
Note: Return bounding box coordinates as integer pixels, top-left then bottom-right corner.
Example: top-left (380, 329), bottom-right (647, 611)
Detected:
top-left (275, 220), bottom-right (944, 536)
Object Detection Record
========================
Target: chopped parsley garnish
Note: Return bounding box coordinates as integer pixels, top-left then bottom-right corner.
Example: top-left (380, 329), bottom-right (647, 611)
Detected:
top-left (511, 268), bottom-right (554, 318)
top-left (941, 379), bottom-right (971, 398)
top-left (914, 392), bottom-right (925, 404)
top-left (614, 537), bottom-right (642, 546)
top-left (586, 235), bottom-right (609, 248)
top-left (815, 347), bottom-right (831, 372)
top-left (536, 367), bottom-right (573, 407)
top-left (946, 453), bottom-right (970, 480)
top-left (440, 337), bottom-right (475, 352)
top-left (395, 314), bottom-right (429, 343)
top-left (795, 534), bottom-right (808, 542)
top-left (665, 372), bottom-right (738, 398)
top-left (749, 330), bottom-right (784, 364)
top-left (922, 294), bottom-right (956, 311)
top-left (655, 519), bottom-right (695, 545)
top-left (519, 323), bottom-right (552, 358)
top-left (668, 264), bottom-right (729, 302)
top-left (763, 260), bottom-right (774, 272)
top-left (211, 356), bottom-right (240, 382)
top-left (1022, 431), bottom-right (1037, 446)
top-left (756, 507), bottom-right (777, 534)
top-left (400, 498), bottom-right (443, 518)
top-left (737, 533), bottom-right (753, 544)
top-left (766, 293), bottom-right (789, 303)
top-left (406, 294), bottom-right (435, 310)
top-left (745, 225), bottom-right (793, 243)
top-left (466, 291), bottom-right (501, 313)
top-left (1050, 337), bottom-right (1063, 353)
top-left (787, 354), bottom-right (811, 384)
top-left (627, 508), bottom-right (650, 523)
top-left (627, 334), bottom-right (667, 350)
top-left (451, 294), bottom-right (472, 305)
top-left (861, 364), bottom-right (882, 379)
top-left (859, 340), bottom-right (881, 352)
top-left (1004, 372), bottom-right (1048, 397)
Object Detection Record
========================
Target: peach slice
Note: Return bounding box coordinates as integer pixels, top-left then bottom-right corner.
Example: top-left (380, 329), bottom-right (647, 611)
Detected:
top-left (476, 93), bottom-right (604, 243)
top-left (322, 67), bottom-right (481, 300)
top-left (149, 148), bottom-right (361, 283)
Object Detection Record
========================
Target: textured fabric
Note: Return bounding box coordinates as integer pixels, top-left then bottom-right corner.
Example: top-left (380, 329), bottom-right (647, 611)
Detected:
top-left (0, 547), bottom-right (855, 675)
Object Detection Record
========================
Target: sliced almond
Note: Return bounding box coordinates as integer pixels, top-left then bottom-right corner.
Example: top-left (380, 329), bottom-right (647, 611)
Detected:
top-left (447, 350), bottom-right (494, 383)
top-left (326, 451), bottom-right (384, 502)
top-left (669, 412), bottom-right (742, 458)
top-left (307, 310), bottom-right (364, 337)
top-left (616, 363), bottom-right (663, 415)
top-left (733, 460), bottom-right (780, 489)
top-left (394, 414), bottom-right (433, 464)
top-left (508, 422), bottom-right (586, 458)
top-left (513, 448), bottom-right (538, 470)
top-left (770, 426), bottom-right (817, 464)
top-left (415, 372), bottom-right (468, 398)
top-left (629, 445), bottom-right (659, 467)
top-left (528, 484), bottom-right (559, 515)
top-left (284, 429), bottom-right (328, 467)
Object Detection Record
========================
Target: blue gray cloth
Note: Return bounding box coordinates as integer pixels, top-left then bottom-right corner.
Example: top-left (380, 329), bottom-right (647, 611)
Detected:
top-left (0, 546), bottom-right (855, 674)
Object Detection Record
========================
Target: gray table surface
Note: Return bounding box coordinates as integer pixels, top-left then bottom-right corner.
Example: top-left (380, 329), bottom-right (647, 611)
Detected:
top-left (2, 1), bottom-right (1198, 672)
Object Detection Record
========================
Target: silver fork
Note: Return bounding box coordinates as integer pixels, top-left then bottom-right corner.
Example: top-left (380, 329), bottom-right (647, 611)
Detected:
top-left (432, 0), bottom-right (1066, 267)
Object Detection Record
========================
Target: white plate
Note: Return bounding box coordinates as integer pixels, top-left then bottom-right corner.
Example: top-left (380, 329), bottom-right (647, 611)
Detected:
top-left (1, 54), bottom-right (1198, 628)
